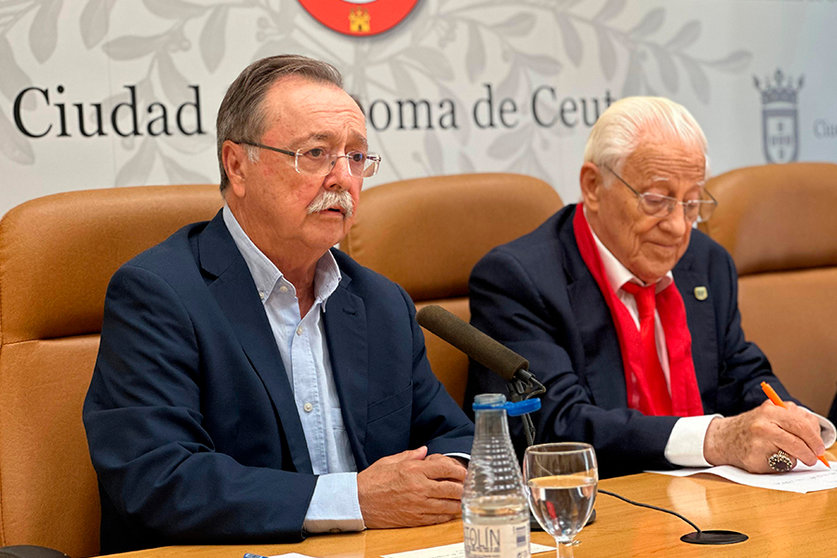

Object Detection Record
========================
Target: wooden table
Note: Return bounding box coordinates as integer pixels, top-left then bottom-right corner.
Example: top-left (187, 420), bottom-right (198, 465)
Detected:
top-left (106, 471), bottom-right (837, 557)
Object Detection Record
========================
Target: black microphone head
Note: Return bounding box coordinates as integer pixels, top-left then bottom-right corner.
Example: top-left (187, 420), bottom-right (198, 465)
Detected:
top-left (416, 305), bottom-right (529, 382)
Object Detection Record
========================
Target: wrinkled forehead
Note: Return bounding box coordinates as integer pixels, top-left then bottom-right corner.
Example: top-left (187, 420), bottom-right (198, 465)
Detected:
top-left (621, 135), bottom-right (707, 183)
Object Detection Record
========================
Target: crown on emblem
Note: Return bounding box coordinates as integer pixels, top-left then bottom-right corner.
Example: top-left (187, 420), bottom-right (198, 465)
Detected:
top-left (753, 69), bottom-right (803, 104)
top-left (349, 8), bottom-right (371, 33)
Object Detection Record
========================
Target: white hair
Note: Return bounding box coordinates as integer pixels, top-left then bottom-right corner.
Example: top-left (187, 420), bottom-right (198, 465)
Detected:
top-left (583, 96), bottom-right (710, 178)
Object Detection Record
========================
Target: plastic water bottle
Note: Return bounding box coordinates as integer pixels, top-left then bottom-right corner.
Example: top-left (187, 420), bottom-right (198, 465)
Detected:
top-left (463, 393), bottom-right (538, 558)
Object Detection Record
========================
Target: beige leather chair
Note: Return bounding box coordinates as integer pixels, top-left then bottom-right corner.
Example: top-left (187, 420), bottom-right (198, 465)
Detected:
top-left (700, 162), bottom-right (837, 416)
top-left (341, 173), bottom-right (563, 406)
top-left (0, 185), bottom-right (222, 557)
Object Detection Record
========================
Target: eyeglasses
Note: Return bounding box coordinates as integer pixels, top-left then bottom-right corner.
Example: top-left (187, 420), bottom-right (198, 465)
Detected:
top-left (603, 164), bottom-right (717, 224)
top-left (235, 141), bottom-right (382, 178)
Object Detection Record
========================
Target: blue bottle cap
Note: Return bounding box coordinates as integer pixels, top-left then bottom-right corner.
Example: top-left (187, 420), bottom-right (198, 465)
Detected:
top-left (472, 395), bottom-right (540, 416)
top-left (506, 398), bottom-right (541, 416)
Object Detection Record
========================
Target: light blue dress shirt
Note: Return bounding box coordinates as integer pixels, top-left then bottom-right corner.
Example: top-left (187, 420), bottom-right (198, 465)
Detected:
top-left (223, 206), bottom-right (364, 533)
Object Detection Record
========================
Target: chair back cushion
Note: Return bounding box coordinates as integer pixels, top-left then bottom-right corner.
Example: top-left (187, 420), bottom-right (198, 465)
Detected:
top-left (0, 184), bottom-right (221, 557)
top-left (342, 173), bottom-right (563, 405)
top-left (701, 163), bottom-right (837, 415)
top-left (700, 162), bottom-right (837, 275)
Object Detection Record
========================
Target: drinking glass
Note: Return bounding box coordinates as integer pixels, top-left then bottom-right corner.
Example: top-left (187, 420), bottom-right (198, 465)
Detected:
top-left (523, 443), bottom-right (598, 558)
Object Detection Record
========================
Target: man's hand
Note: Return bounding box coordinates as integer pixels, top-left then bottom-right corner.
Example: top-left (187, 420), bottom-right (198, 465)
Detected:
top-left (704, 400), bottom-right (826, 473)
top-left (358, 446), bottom-right (467, 528)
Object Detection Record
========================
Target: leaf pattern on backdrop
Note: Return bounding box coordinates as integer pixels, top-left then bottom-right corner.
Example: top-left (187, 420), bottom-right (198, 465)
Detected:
top-left (0, 0), bottom-right (756, 186)
top-left (0, 0), bottom-right (60, 164)
top-left (409, 0), bottom-right (755, 179)
top-left (79, 0), bottom-right (116, 49)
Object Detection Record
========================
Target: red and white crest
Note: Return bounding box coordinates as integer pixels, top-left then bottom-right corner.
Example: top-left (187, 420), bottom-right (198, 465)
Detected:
top-left (299, 0), bottom-right (420, 36)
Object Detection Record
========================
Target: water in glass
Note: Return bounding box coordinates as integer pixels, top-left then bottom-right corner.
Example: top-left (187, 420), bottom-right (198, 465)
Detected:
top-left (523, 443), bottom-right (598, 558)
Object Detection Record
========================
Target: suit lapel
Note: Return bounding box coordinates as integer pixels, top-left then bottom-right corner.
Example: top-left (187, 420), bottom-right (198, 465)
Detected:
top-left (197, 212), bottom-right (312, 474)
top-left (322, 272), bottom-right (370, 469)
top-left (673, 256), bottom-right (719, 404)
top-left (560, 212), bottom-right (630, 409)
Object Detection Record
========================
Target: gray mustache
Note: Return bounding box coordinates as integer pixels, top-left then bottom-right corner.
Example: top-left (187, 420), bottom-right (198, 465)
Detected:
top-left (307, 189), bottom-right (354, 218)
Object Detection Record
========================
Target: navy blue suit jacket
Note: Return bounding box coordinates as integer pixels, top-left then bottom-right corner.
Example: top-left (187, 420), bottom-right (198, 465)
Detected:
top-left (466, 205), bottom-right (791, 478)
top-left (83, 211), bottom-right (473, 553)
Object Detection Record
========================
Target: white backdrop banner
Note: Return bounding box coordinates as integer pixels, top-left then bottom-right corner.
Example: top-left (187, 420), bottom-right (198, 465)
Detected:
top-left (1, 0), bottom-right (836, 216)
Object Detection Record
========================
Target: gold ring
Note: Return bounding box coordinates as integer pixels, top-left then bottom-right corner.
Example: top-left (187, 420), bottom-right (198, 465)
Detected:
top-left (768, 450), bottom-right (794, 473)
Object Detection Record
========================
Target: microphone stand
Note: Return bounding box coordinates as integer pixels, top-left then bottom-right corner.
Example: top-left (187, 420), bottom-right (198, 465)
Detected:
top-left (506, 369), bottom-right (545, 446)
top-left (504, 369), bottom-right (554, 533)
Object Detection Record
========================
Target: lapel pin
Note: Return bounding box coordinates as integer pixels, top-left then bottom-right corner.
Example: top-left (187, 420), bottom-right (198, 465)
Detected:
top-left (694, 286), bottom-right (708, 301)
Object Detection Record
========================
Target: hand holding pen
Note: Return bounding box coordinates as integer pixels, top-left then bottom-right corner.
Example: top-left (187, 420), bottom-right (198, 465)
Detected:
top-left (760, 381), bottom-right (831, 469)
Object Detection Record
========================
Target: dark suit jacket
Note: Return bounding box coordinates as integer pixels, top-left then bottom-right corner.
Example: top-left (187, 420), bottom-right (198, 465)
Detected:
top-left (83, 211), bottom-right (473, 553)
top-left (466, 204), bottom-right (791, 478)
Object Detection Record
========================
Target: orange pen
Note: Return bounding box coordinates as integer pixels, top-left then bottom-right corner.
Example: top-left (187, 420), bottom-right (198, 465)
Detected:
top-left (760, 381), bottom-right (831, 468)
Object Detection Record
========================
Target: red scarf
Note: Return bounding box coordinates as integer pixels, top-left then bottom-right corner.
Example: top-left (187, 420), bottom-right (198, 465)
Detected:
top-left (572, 205), bottom-right (703, 417)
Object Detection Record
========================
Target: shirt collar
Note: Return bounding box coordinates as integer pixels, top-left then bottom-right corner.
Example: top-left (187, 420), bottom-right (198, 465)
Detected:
top-left (583, 206), bottom-right (673, 293)
top-left (222, 204), bottom-right (342, 306)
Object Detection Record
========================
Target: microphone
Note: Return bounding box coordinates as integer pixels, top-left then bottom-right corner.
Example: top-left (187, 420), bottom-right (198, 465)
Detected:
top-left (417, 310), bottom-right (748, 546)
top-left (416, 305), bottom-right (544, 448)
top-left (415, 304), bottom-right (531, 383)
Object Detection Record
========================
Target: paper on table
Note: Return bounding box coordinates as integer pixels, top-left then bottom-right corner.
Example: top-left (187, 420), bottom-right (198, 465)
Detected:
top-left (648, 460), bottom-right (837, 494)
top-left (263, 554), bottom-right (316, 558)
top-left (381, 541), bottom-right (554, 558)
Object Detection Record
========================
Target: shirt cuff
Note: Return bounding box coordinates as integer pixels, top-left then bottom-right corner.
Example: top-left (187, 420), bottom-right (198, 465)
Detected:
top-left (664, 414), bottom-right (722, 467)
top-left (810, 411), bottom-right (836, 448)
top-left (445, 452), bottom-right (471, 463)
top-left (303, 472), bottom-right (365, 534)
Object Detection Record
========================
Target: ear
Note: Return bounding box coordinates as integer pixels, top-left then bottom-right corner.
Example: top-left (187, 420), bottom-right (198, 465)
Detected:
top-left (579, 161), bottom-right (603, 212)
top-left (222, 140), bottom-right (249, 198)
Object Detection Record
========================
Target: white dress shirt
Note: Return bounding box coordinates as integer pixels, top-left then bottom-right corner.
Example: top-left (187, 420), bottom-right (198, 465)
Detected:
top-left (586, 215), bottom-right (836, 465)
top-left (587, 221), bottom-right (717, 466)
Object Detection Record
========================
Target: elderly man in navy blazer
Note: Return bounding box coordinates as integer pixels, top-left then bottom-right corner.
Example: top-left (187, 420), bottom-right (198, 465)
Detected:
top-left (466, 96), bottom-right (834, 478)
top-left (83, 55), bottom-right (473, 554)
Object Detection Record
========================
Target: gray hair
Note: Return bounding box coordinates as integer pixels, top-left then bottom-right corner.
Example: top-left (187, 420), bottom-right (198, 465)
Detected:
top-left (583, 96), bottom-right (709, 179)
top-left (216, 54), bottom-right (344, 192)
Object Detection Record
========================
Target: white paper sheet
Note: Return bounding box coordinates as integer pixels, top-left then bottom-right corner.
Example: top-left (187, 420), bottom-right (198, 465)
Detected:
top-left (648, 460), bottom-right (837, 493)
top-left (380, 541), bottom-right (555, 558)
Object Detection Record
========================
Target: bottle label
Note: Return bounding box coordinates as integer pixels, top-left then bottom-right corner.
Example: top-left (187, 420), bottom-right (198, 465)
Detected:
top-left (463, 520), bottom-right (531, 558)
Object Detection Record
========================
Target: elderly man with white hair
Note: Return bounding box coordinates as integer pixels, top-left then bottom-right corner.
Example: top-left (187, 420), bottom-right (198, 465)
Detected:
top-left (465, 96), bottom-right (835, 478)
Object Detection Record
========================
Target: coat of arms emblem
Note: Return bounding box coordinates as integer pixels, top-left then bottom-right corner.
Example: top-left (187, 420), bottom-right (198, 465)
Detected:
top-left (299, 0), bottom-right (419, 36)
top-left (753, 69), bottom-right (803, 164)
